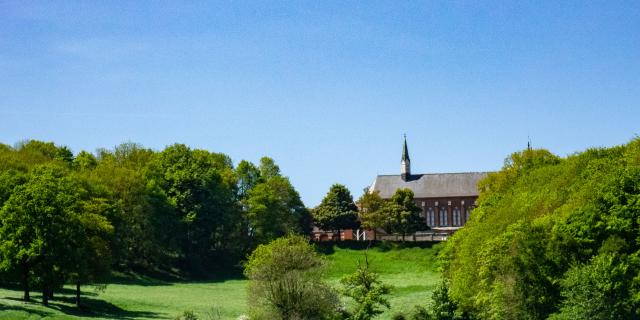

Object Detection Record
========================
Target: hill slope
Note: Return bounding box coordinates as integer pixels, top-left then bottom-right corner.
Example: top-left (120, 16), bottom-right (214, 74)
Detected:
top-left (1, 243), bottom-right (440, 319)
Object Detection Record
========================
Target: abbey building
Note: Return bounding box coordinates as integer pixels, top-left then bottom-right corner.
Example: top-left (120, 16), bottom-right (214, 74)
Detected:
top-left (369, 137), bottom-right (488, 233)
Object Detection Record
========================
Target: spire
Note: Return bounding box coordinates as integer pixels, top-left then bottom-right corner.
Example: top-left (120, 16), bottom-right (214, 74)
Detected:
top-left (401, 134), bottom-right (411, 181)
top-left (402, 134), bottom-right (410, 162)
top-left (527, 136), bottom-right (532, 151)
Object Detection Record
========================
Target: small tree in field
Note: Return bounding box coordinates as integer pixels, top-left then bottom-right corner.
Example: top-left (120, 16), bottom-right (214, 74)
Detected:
top-left (244, 234), bottom-right (339, 319)
top-left (340, 253), bottom-right (392, 320)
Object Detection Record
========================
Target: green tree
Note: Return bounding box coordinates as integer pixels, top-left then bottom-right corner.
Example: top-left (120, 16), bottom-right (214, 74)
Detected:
top-left (550, 251), bottom-right (639, 320)
top-left (73, 150), bottom-right (98, 171)
top-left (357, 190), bottom-right (387, 232)
top-left (441, 139), bottom-right (640, 319)
top-left (244, 176), bottom-right (310, 245)
top-left (381, 189), bottom-right (425, 241)
top-left (258, 156), bottom-right (281, 180)
top-left (150, 144), bottom-right (240, 274)
top-left (68, 195), bottom-right (114, 306)
top-left (340, 253), bottom-right (392, 320)
top-left (430, 280), bottom-right (456, 320)
top-left (244, 234), bottom-right (339, 319)
top-left (313, 184), bottom-right (360, 236)
top-left (236, 160), bottom-right (261, 199)
top-left (0, 165), bottom-right (108, 305)
top-left (90, 144), bottom-right (169, 269)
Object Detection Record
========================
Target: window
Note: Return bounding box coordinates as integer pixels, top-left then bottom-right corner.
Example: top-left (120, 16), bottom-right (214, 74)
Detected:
top-left (466, 207), bottom-right (471, 222)
top-left (426, 207), bottom-right (435, 227)
top-left (439, 207), bottom-right (448, 226)
top-left (453, 207), bottom-right (461, 226)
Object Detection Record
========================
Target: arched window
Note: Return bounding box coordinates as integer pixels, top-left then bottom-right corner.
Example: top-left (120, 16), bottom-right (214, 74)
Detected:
top-left (426, 207), bottom-right (435, 227)
top-left (453, 207), bottom-right (460, 226)
top-left (439, 207), bottom-right (448, 226)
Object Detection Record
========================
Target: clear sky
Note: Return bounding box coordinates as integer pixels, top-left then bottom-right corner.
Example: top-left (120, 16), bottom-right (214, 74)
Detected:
top-left (1, 2), bottom-right (639, 206)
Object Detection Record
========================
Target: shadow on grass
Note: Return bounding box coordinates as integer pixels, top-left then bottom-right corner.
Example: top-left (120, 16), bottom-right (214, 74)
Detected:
top-left (316, 240), bottom-right (439, 254)
top-left (57, 296), bottom-right (162, 319)
top-left (2, 296), bottom-right (163, 319)
top-left (109, 269), bottom-right (245, 287)
top-left (0, 301), bottom-right (54, 317)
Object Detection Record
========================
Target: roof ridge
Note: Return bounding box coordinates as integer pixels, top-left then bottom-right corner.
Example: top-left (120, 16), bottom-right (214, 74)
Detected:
top-left (376, 171), bottom-right (491, 177)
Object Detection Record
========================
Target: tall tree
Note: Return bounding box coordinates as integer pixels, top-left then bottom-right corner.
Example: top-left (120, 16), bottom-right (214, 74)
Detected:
top-left (258, 157), bottom-right (281, 180)
top-left (313, 184), bottom-right (360, 237)
top-left (150, 144), bottom-right (240, 274)
top-left (0, 165), bottom-right (111, 305)
top-left (66, 183), bottom-right (114, 307)
top-left (236, 160), bottom-right (260, 200)
top-left (244, 176), bottom-right (309, 245)
top-left (90, 144), bottom-right (167, 269)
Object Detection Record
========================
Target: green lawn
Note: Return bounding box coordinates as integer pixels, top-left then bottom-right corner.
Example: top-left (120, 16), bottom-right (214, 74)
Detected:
top-left (0, 243), bottom-right (441, 319)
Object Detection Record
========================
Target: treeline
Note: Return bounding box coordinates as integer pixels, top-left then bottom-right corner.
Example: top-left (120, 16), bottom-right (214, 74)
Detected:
top-left (442, 137), bottom-right (640, 319)
top-left (0, 140), bottom-right (310, 305)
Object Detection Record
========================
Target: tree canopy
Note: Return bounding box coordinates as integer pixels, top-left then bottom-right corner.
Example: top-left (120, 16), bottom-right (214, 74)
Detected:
top-left (0, 140), bottom-right (310, 303)
top-left (313, 184), bottom-right (360, 233)
top-left (441, 138), bottom-right (640, 319)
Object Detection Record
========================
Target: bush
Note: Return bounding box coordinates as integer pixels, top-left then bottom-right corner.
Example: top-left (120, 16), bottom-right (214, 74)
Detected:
top-left (244, 234), bottom-right (340, 319)
top-left (392, 313), bottom-right (407, 320)
top-left (175, 310), bottom-right (198, 320)
top-left (410, 306), bottom-right (432, 320)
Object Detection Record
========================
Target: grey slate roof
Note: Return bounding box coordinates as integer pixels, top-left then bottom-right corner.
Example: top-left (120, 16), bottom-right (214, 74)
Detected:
top-left (370, 172), bottom-right (489, 199)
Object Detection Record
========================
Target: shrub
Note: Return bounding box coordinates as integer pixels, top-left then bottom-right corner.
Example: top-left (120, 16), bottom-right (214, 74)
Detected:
top-left (340, 253), bottom-right (391, 320)
top-left (175, 310), bottom-right (198, 320)
top-left (410, 306), bottom-right (432, 320)
top-left (392, 314), bottom-right (407, 320)
top-left (244, 234), bottom-right (340, 319)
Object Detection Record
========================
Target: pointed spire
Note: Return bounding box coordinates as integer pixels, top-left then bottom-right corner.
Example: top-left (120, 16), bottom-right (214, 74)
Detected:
top-left (402, 134), bottom-right (410, 162)
top-left (527, 136), bottom-right (532, 151)
top-left (401, 134), bottom-right (411, 181)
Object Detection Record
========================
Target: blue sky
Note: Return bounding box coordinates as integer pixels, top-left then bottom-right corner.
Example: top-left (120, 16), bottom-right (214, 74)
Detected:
top-left (1, 1), bottom-right (639, 206)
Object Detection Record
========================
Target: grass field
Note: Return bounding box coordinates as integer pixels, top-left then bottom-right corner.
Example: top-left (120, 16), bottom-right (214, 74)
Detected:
top-left (0, 242), bottom-right (441, 319)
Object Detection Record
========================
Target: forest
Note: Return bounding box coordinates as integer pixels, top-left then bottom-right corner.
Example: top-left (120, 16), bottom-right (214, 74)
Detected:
top-left (2, 137), bottom-right (640, 319)
top-left (442, 137), bottom-right (640, 319)
top-left (0, 140), bottom-right (312, 306)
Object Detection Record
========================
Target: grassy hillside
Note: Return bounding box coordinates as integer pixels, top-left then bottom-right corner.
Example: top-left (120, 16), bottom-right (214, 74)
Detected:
top-left (0, 243), bottom-right (440, 319)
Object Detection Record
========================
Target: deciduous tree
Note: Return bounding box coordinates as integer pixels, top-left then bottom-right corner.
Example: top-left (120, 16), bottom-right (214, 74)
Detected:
top-left (313, 184), bottom-right (360, 236)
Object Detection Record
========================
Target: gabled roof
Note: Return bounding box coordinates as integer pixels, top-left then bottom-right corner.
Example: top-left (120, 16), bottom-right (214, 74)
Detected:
top-left (370, 172), bottom-right (488, 199)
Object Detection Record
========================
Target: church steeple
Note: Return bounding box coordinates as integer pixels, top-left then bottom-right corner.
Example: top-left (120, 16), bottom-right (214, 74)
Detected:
top-left (401, 134), bottom-right (411, 181)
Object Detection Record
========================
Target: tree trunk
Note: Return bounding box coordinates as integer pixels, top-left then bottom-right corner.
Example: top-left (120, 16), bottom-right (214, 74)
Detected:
top-left (42, 286), bottom-right (49, 306)
top-left (48, 289), bottom-right (54, 300)
top-left (76, 283), bottom-right (81, 307)
top-left (22, 264), bottom-right (30, 301)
